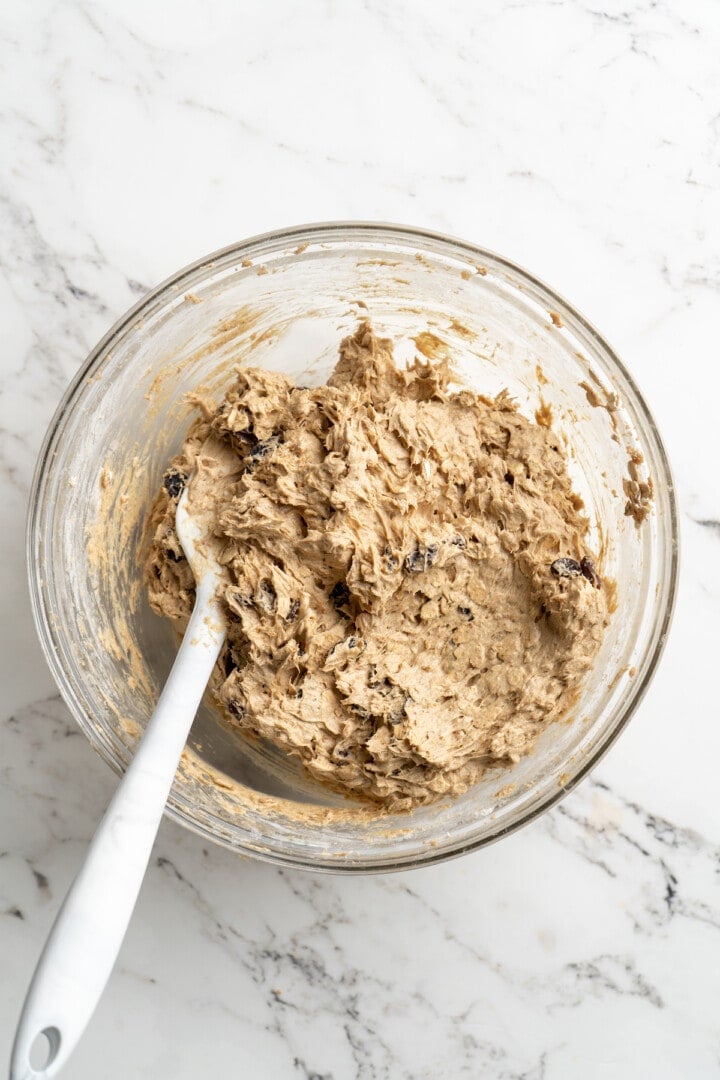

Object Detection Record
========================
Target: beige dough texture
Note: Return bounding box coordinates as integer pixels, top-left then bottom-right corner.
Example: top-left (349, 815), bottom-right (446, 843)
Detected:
top-left (146, 323), bottom-right (608, 810)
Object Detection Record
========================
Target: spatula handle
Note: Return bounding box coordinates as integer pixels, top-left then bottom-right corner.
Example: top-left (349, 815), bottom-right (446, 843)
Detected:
top-left (10, 580), bottom-right (225, 1080)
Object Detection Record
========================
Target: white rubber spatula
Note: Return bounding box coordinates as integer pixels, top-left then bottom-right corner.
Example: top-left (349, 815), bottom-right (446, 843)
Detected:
top-left (11, 478), bottom-right (226, 1080)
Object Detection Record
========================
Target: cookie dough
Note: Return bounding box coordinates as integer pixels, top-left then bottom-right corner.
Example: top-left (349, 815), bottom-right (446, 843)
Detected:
top-left (146, 323), bottom-right (608, 810)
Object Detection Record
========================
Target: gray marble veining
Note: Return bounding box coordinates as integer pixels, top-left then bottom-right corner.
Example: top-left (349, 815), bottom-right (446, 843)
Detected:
top-left (1, 1), bottom-right (718, 1077)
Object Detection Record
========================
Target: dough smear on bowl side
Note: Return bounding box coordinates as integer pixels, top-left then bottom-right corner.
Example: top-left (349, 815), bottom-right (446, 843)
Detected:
top-left (145, 322), bottom-right (608, 811)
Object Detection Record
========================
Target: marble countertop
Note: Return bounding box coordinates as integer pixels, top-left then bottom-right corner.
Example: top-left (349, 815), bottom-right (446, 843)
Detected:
top-left (2, 2), bottom-right (718, 1077)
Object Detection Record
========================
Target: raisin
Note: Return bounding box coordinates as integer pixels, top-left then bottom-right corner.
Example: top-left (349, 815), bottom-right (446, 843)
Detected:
top-left (404, 542), bottom-right (439, 573)
top-left (383, 545), bottom-right (399, 572)
top-left (286, 599), bottom-right (300, 622)
top-left (366, 675), bottom-right (409, 725)
top-left (550, 557), bottom-right (582, 578)
top-left (236, 427), bottom-right (259, 446)
top-left (330, 580), bottom-right (351, 617)
top-left (163, 470), bottom-right (186, 499)
top-left (405, 548), bottom-right (424, 573)
top-left (248, 433), bottom-right (282, 462)
top-left (457, 606), bottom-right (474, 621)
top-left (246, 436), bottom-right (282, 475)
top-left (231, 590), bottom-right (255, 609)
top-left (504, 472), bottom-right (515, 486)
top-left (580, 556), bottom-right (602, 589)
top-left (296, 689), bottom-right (303, 699)
top-left (347, 636), bottom-right (357, 648)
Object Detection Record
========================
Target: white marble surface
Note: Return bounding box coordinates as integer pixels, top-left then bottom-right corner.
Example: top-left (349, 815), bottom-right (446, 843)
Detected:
top-left (1, 1), bottom-right (719, 1076)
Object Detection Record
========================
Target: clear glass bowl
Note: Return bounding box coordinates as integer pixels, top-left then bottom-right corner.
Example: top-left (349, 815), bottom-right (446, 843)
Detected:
top-left (27, 223), bottom-right (678, 872)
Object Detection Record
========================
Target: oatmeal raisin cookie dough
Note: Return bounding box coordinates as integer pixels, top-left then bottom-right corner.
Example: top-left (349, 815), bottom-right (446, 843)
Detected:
top-left (146, 323), bottom-right (607, 810)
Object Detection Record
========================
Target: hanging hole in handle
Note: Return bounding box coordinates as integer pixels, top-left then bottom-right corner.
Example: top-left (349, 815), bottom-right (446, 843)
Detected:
top-left (29, 1028), bottom-right (61, 1072)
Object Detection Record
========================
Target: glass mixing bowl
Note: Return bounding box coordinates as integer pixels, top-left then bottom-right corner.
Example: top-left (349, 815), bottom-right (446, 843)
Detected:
top-left (27, 223), bottom-right (678, 872)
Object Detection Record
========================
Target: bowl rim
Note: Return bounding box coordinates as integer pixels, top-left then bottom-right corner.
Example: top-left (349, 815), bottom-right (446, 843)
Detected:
top-left (26, 220), bottom-right (680, 873)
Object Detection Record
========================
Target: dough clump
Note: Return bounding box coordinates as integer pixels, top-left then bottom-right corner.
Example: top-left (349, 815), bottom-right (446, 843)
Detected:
top-left (146, 323), bottom-right (607, 810)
